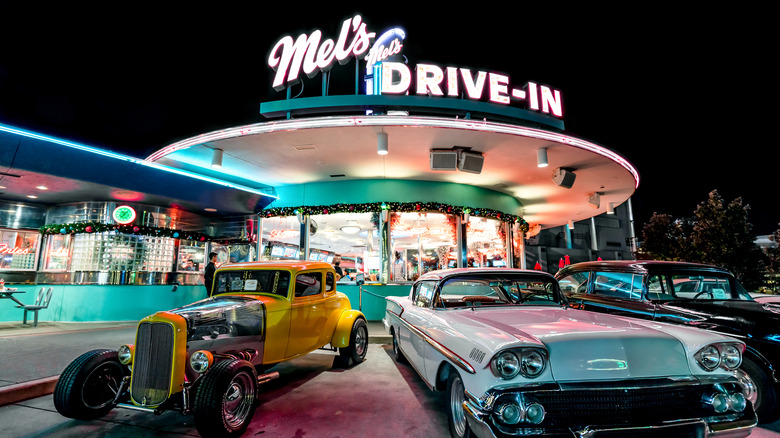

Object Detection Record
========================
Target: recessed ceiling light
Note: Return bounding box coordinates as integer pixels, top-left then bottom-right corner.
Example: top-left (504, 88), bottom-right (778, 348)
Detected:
top-left (36, 185), bottom-right (48, 190)
top-left (27, 195), bottom-right (38, 199)
top-left (204, 208), bottom-right (217, 212)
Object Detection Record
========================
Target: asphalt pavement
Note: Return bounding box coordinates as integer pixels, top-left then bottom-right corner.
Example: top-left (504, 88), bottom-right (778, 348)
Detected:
top-left (1, 320), bottom-right (779, 437)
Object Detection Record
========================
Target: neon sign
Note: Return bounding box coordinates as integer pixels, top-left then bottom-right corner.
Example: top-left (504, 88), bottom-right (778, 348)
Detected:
top-left (268, 15), bottom-right (376, 91)
top-left (0, 244), bottom-right (30, 255)
top-left (112, 205), bottom-right (137, 225)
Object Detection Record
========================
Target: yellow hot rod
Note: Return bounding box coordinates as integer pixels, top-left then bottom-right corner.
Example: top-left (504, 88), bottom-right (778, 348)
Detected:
top-left (54, 261), bottom-right (368, 437)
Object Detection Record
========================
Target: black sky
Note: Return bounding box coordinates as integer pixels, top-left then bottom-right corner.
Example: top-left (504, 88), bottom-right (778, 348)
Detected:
top-left (1, 6), bottom-right (777, 234)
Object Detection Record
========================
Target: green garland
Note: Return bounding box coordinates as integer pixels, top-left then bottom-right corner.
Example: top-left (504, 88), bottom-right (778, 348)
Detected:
top-left (260, 201), bottom-right (529, 232)
top-left (39, 222), bottom-right (213, 242)
top-left (40, 202), bottom-right (530, 241)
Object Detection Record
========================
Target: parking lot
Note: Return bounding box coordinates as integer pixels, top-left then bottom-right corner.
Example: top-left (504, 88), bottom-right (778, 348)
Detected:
top-left (1, 322), bottom-right (780, 437)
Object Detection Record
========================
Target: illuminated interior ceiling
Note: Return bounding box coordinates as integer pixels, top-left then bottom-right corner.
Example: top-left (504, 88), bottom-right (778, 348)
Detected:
top-left (147, 116), bottom-right (638, 229)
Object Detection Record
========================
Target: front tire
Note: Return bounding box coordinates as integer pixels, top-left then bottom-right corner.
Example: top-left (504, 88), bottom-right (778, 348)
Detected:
top-left (391, 327), bottom-right (407, 364)
top-left (194, 359), bottom-right (258, 437)
top-left (335, 318), bottom-right (368, 368)
top-left (54, 349), bottom-right (127, 420)
top-left (447, 371), bottom-right (473, 438)
top-left (736, 356), bottom-right (779, 423)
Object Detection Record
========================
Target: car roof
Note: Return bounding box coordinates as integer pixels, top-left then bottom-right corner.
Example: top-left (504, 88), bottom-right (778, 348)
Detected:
top-left (217, 260), bottom-right (334, 274)
top-left (558, 260), bottom-right (732, 275)
top-left (418, 267), bottom-right (556, 282)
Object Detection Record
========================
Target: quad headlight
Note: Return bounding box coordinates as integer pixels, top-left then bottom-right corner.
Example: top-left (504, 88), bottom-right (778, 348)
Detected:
top-left (118, 344), bottom-right (134, 365)
top-left (190, 350), bottom-right (214, 374)
top-left (695, 343), bottom-right (743, 372)
top-left (494, 396), bottom-right (547, 426)
top-left (491, 348), bottom-right (547, 379)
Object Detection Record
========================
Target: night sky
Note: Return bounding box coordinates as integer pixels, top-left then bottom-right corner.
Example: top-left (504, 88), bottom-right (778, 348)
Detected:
top-left (1, 6), bottom-right (776, 235)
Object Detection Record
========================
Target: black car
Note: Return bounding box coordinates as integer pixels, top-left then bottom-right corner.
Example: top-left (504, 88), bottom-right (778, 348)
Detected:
top-left (556, 260), bottom-right (780, 424)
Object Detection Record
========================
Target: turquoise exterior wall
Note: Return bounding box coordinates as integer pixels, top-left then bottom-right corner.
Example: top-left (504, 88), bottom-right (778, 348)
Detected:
top-left (0, 283), bottom-right (409, 323)
top-left (270, 179), bottom-right (523, 215)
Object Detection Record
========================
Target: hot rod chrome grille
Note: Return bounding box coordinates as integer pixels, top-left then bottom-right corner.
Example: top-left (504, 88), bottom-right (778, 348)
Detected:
top-left (508, 385), bottom-right (714, 428)
top-left (130, 322), bottom-right (174, 406)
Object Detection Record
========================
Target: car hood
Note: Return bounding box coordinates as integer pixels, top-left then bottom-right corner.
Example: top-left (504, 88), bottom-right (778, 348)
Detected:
top-left (437, 307), bottom-right (731, 382)
top-left (657, 300), bottom-right (780, 341)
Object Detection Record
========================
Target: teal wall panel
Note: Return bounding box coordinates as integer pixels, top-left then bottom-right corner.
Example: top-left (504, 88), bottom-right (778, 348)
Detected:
top-left (270, 179), bottom-right (523, 216)
top-left (0, 284), bottom-right (409, 323)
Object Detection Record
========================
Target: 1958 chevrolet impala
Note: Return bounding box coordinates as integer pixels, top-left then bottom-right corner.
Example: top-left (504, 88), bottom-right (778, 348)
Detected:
top-left (385, 268), bottom-right (756, 438)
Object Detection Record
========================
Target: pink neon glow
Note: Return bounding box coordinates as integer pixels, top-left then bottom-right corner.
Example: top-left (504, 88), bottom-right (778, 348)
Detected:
top-left (540, 86), bottom-right (563, 117)
top-left (416, 64), bottom-right (445, 96)
top-left (268, 15), bottom-right (375, 91)
top-left (446, 67), bottom-right (459, 97)
top-left (488, 73), bottom-right (510, 104)
top-left (146, 116), bottom-right (640, 189)
top-left (460, 69), bottom-right (487, 100)
top-left (528, 82), bottom-right (539, 110)
top-left (381, 62), bottom-right (412, 94)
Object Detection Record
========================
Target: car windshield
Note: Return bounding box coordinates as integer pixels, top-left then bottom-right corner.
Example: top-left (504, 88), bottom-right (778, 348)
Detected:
top-left (647, 272), bottom-right (753, 301)
top-left (436, 274), bottom-right (562, 308)
top-left (214, 269), bottom-right (291, 297)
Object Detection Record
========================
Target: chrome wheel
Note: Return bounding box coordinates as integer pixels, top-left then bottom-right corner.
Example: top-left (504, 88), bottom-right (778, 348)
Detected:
top-left (81, 361), bottom-right (122, 409)
top-left (223, 370), bottom-right (255, 429)
top-left (734, 368), bottom-right (758, 407)
top-left (355, 324), bottom-right (368, 358)
top-left (449, 374), bottom-right (467, 437)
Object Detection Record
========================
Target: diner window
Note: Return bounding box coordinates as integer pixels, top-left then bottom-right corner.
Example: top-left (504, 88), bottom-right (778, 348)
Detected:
top-left (295, 272), bottom-right (322, 297)
top-left (178, 241), bottom-right (206, 272)
top-left (212, 242), bottom-right (255, 265)
top-left (0, 229), bottom-right (40, 270)
top-left (260, 216), bottom-right (301, 261)
top-left (467, 217), bottom-right (507, 268)
top-left (390, 212), bottom-right (457, 282)
top-left (42, 234), bottom-right (72, 271)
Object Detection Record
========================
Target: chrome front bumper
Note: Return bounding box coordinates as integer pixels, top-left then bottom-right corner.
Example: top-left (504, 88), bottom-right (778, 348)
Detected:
top-left (462, 398), bottom-right (757, 438)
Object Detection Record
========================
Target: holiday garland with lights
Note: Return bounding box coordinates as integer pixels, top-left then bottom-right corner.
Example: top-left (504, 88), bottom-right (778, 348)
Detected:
top-left (260, 202), bottom-right (529, 232)
top-left (39, 202), bottom-right (529, 240)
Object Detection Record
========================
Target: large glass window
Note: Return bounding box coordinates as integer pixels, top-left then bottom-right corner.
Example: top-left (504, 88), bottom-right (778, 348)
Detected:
top-left (466, 217), bottom-right (507, 268)
top-left (178, 241), bottom-right (206, 272)
top-left (42, 234), bottom-right (71, 271)
top-left (307, 212), bottom-right (375, 281)
top-left (260, 216), bottom-right (302, 261)
top-left (211, 243), bottom-right (254, 266)
top-left (0, 229), bottom-right (40, 270)
top-left (390, 212), bottom-right (457, 282)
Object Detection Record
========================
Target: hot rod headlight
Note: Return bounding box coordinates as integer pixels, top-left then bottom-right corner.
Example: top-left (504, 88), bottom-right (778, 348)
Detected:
top-left (118, 344), bottom-right (134, 365)
top-left (720, 344), bottom-right (742, 370)
top-left (190, 350), bottom-right (214, 374)
top-left (696, 345), bottom-right (721, 371)
top-left (492, 348), bottom-right (547, 379)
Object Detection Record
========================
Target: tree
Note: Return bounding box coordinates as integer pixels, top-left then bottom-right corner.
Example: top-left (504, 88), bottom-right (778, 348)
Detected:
top-left (638, 213), bottom-right (692, 261)
top-left (639, 190), bottom-right (767, 290)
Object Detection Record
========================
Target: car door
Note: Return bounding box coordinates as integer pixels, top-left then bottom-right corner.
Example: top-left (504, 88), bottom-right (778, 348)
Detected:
top-left (578, 271), bottom-right (656, 319)
top-left (286, 270), bottom-right (329, 358)
top-left (398, 280), bottom-right (437, 377)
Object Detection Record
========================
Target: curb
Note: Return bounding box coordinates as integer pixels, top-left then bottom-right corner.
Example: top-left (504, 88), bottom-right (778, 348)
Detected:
top-left (0, 376), bottom-right (59, 407)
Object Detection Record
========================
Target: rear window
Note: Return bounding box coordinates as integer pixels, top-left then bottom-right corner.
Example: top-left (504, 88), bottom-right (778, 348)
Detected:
top-left (214, 270), bottom-right (291, 297)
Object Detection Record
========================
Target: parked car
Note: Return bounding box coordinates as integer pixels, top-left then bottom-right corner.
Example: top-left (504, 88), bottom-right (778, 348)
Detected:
top-left (54, 261), bottom-right (368, 437)
top-left (384, 268), bottom-right (756, 438)
top-left (557, 260), bottom-right (780, 424)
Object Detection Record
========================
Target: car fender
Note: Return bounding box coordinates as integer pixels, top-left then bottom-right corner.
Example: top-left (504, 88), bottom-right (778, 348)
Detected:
top-left (330, 309), bottom-right (365, 348)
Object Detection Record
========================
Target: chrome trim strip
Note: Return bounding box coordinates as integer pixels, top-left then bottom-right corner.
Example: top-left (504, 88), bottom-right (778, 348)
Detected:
top-left (392, 313), bottom-right (476, 375)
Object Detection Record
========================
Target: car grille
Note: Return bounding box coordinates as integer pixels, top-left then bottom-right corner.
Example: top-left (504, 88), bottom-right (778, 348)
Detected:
top-left (505, 385), bottom-right (713, 428)
top-left (130, 322), bottom-right (175, 406)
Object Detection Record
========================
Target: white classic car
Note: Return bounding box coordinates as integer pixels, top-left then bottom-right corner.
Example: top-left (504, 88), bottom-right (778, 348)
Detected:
top-left (384, 268), bottom-right (757, 438)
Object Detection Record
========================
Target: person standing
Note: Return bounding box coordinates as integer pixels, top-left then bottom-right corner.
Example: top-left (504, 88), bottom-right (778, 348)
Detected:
top-left (333, 261), bottom-right (344, 277)
top-left (204, 252), bottom-right (217, 296)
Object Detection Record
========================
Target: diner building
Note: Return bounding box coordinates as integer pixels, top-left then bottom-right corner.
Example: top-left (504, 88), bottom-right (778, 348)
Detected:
top-left (0, 16), bottom-right (638, 323)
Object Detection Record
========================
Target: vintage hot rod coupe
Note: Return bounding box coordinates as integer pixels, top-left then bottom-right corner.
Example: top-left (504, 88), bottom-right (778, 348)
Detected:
top-left (53, 261), bottom-right (368, 437)
top-left (556, 260), bottom-right (780, 424)
top-left (385, 268), bottom-right (757, 438)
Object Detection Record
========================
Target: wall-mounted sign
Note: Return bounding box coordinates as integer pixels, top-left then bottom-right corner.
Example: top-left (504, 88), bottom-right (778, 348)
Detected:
top-left (267, 15), bottom-right (564, 118)
top-left (112, 205), bottom-right (137, 225)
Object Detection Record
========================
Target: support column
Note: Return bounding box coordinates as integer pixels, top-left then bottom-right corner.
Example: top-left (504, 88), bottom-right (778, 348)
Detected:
top-left (299, 215), bottom-right (310, 261)
top-left (457, 214), bottom-right (469, 268)
top-left (590, 217), bottom-right (599, 252)
top-left (380, 212), bottom-right (390, 284)
top-left (256, 217), bottom-right (264, 261)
